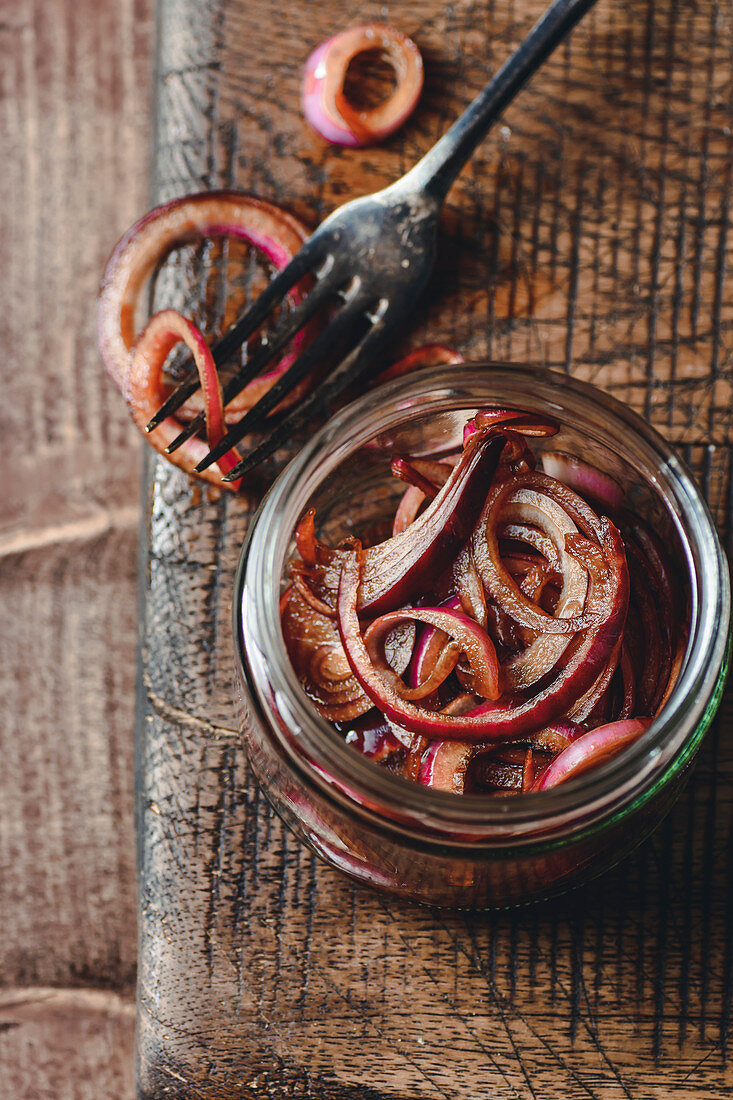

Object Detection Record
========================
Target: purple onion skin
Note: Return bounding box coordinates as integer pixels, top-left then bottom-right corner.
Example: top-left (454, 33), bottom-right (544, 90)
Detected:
top-left (359, 434), bottom-right (506, 616)
top-left (535, 718), bottom-right (650, 790)
top-left (334, 712), bottom-right (404, 762)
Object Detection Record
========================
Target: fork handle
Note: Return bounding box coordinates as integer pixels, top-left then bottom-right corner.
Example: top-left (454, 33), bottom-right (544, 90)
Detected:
top-left (403, 0), bottom-right (599, 203)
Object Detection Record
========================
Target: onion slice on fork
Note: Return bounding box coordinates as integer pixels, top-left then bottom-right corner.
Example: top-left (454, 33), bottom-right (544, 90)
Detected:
top-left (125, 310), bottom-right (244, 489)
top-left (97, 190), bottom-right (315, 425)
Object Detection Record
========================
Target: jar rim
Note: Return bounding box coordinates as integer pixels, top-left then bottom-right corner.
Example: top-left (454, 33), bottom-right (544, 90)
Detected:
top-left (235, 363), bottom-right (730, 842)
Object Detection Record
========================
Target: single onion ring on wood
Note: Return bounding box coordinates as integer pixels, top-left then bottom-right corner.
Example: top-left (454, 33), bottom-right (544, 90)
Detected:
top-left (125, 309), bottom-right (244, 490)
top-left (97, 190), bottom-right (315, 420)
top-left (301, 24), bottom-right (424, 147)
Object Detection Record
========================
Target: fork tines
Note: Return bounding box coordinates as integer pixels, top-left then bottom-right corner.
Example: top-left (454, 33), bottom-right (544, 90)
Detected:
top-left (144, 239), bottom-right (327, 435)
top-left (220, 298), bottom-right (390, 480)
top-left (196, 275), bottom-right (375, 474)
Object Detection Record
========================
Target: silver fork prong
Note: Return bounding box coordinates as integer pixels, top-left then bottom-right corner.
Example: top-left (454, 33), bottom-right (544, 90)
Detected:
top-left (162, 260), bottom-right (339, 455)
top-left (144, 236), bottom-right (329, 432)
top-left (196, 280), bottom-right (369, 472)
top-left (221, 302), bottom-right (391, 481)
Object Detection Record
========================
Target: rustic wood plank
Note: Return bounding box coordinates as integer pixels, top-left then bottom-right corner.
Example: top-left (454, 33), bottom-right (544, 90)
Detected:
top-left (0, 988), bottom-right (135, 1100)
top-left (0, 0), bottom-right (152, 538)
top-left (0, 0), bottom-right (152, 1093)
top-left (138, 0), bottom-right (733, 1096)
top-left (0, 528), bottom-right (139, 990)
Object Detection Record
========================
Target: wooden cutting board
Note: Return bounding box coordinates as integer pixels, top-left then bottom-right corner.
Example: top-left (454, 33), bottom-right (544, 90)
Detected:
top-left (137, 0), bottom-right (733, 1095)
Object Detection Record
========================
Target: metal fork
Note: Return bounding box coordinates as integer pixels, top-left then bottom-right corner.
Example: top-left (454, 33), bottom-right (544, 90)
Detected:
top-left (148, 0), bottom-right (597, 480)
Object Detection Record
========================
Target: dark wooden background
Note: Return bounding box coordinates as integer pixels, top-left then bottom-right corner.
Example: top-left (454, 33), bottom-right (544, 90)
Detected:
top-left (4, 0), bottom-right (733, 1095)
top-left (0, 0), bottom-right (153, 1096)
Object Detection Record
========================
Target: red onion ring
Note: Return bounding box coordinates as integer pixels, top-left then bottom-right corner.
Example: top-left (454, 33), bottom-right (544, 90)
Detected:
top-left (125, 309), bottom-right (243, 489)
top-left (474, 484), bottom-right (591, 637)
top-left (302, 24), bottom-right (423, 147)
top-left (364, 605), bottom-right (500, 701)
top-left (336, 541), bottom-right (628, 742)
top-left (534, 718), bottom-right (650, 790)
top-left (541, 452), bottom-right (624, 513)
top-left (499, 491), bottom-right (589, 688)
top-left (97, 190), bottom-right (315, 421)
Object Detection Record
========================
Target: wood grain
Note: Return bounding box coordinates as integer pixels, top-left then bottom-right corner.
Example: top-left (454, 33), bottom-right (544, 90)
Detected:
top-left (0, 988), bottom-right (135, 1100)
top-left (0, 0), bottom-right (153, 1093)
top-left (138, 0), bottom-right (733, 1096)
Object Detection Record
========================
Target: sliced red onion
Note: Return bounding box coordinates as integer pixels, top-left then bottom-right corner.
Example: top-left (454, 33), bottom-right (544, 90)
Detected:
top-left (500, 490), bottom-right (589, 689)
top-left (283, 405), bottom-right (680, 799)
top-left (396, 456), bottom-right (455, 492)
top-left (541, 452), bottom-right (624, 513)
top-left (526, 722), bottom-right (582, 753)
top-left (499, 524), bottom-right (562, 569)
top-left (124, 310), bottom-right (243, 489)
top-left (295, 509), bottom-right (318, 566)
top-left (568, 639), bottom-right (622, 721)
top-left (534, 719), bottom-right (651, 790)
top-left (391, 457), bottom-right (440, 499)
top-left (364, 605), bottom-right (499, 701)
top-left (440, 692), bottom-right (482, 716)
top-left (463, 409), bottom-right (559, 442)
top-left (392, 485), bottom-right (426, 536)
top-left (407, 622), bottom-right (453, 693)
top-left (418, 740), bottom-right (477, 793)
top-left (282, 585), bottom-right (371, 722)
top-left (336, 712), bottom-right (405, 763)
top-left (473, 473), bottom-right (623, 636)
top-left (475, 484), bottom-right (590, 641)
top-left (656, 633), bottom-right (686, 714)
top-left (302, 24), bottom-right (423, 146)
top-left (453, 545), bottom-right (488, 628)
top-left (292, 571), bottom-right (337, 617)
top-left (315, 430), bottom-right (507, 615)
top-left (97, 190), bottom-right (314, 422)
top-left (337, 542), bottom-right (628, 742)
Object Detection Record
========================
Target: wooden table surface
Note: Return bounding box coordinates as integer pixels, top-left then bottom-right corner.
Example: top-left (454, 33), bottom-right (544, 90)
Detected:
top-left (137, 0), bottom-right (733, 1096)
top-left (4, 0), bottom-right (733, 1096)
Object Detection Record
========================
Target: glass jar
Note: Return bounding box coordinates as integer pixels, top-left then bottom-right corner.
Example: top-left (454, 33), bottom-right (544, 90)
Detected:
top-left (233, 364), bottom-right (730, 908)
